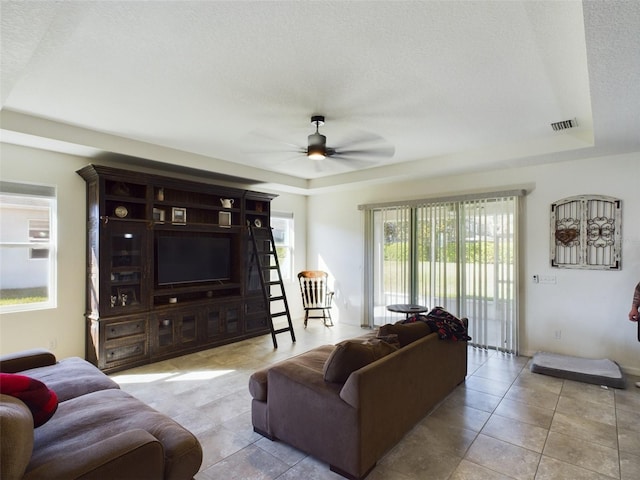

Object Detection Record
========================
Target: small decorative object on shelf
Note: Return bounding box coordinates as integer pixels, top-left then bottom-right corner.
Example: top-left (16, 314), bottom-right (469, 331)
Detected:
top-left (111, 295), bottom-right (117, 308)
top-left (114, 205), bottom-right (128, 218)
top-left (153, 208), bottom-right (165, 223)
top-left (172, 207), bottom-right (186, 225)
top-left (254, 218), bottom-right (262, 228)
top-left (117, 287), bottom-right (136, 306)
top-left (219, 211), bottom-right (231, 227)
top-left (111, 182), bottom-right (130, 196)
top-left (220, 198), bottom-right (234, 208)
top-left (255, 202), bottom-right (263, 212)
top-left (157, 187), bottom-right (164, 201)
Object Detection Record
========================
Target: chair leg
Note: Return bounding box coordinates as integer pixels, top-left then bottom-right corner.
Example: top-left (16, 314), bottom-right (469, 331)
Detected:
top-left (324, 308), bottom-right (333, 327)
top-left (304, 310), bottom-right (309, 328)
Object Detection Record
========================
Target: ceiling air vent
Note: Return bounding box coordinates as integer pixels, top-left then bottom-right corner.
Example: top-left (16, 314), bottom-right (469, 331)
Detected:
top-left (551, 118), bottom-right (578, 131)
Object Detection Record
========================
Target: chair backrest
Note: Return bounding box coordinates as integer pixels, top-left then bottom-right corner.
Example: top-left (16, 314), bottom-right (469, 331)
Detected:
top-left (297, 271), bottom-right (330, 308)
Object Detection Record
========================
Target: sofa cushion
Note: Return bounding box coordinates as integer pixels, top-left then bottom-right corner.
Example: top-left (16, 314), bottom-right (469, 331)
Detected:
top-left (0, 373), bottom-right (58, 427)
top-left (19, 357), bottom-right (120, 402)
top-left (0, 394), bottom-right (34, 479)
top-left (323, 340), bottom-right (397, 384)
top-left (29, 388), bottom-right (202, 480)
top-left (249, 345), bottom-right (335, 402)
top-left (378, 321), bottom-right (433, 347)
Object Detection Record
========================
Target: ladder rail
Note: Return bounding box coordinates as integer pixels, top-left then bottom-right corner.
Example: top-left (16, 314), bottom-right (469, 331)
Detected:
top-left (249, 225), bottom-right (296, 348)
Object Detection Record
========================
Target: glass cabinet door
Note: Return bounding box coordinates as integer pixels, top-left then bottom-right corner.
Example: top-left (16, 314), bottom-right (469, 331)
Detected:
top-left (101, 222), bottom-right (148, 316)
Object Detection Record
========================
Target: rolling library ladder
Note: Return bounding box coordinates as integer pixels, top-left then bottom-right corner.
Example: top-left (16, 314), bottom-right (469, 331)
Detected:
top-left (248, 226), bottom-right (296, 348)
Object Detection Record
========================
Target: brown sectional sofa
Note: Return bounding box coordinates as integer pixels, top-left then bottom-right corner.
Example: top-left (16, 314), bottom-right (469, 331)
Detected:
top-left (249, 323), bottom-right (468, 479)
top-left (0, 349), bottom-right (202, 480)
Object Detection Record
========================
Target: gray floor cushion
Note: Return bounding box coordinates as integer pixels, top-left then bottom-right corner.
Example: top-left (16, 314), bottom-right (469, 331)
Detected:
top-left (530, 351), bottom-right (625, 389)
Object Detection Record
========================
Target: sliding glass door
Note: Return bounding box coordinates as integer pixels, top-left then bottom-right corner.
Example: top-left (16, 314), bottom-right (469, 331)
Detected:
top-left (370, 206), bottom-right (411, 324)
top-left (364, 193), bottom-right (520, 353)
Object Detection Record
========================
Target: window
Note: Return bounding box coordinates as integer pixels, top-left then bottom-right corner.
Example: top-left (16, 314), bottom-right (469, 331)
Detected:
top-left (29, 219), bottom-right (50, 259)
top-left (361, 190), bottom-right (523, 353)
top-left (0, 181), bottom-right (57, 312)
top-left (271, 212), bottom-right (294, 281)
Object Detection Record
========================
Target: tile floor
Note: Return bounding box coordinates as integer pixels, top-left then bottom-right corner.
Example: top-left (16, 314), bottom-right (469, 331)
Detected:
top-left (112, 319), bottom-right (640, 479)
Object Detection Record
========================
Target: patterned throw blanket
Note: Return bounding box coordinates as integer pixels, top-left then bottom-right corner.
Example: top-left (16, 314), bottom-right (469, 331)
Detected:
top-left (402, 306), bottom-right (472, 342)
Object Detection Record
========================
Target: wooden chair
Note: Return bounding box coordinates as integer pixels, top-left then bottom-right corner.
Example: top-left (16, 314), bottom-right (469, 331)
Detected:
top-left (297, 271), bottom-right (334, 327)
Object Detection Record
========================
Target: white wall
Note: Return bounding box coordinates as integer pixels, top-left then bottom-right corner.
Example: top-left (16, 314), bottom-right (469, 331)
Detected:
top-left (307, 152), bottom-right (640, 375)
top-left (0, 143), bottom-right (88, 358)
top-left (0, 143), bottom-right (308, 358)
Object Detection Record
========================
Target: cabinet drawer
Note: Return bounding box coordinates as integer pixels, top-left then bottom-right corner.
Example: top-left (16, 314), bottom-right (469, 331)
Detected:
top-left (105, 318), bottom-right (147, 340)
top-left (104, 340), bottom-right (147, 366)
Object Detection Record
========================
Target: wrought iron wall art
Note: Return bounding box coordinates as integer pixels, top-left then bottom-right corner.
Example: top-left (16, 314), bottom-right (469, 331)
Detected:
top-left (550, 195), bottom-right (621, 270)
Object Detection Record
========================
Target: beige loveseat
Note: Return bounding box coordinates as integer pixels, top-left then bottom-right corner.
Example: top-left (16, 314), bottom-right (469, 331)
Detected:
top-left (249, 322), bottom-right (468, 479)
top-left (0, 349), bottom-right (202, 480)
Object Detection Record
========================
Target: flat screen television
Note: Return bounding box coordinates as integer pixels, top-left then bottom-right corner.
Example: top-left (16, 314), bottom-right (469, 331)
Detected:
top-left (157, 236), bottom-right (231, 286)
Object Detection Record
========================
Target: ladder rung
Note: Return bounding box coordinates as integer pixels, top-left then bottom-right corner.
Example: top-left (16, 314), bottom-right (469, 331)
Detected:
top-left (271, 312), bottom-right (288, 318)
top-left (273, 327), bottom-right (292, 334)
top-left (269, 295), bottom-right (284, 301)
top-left (267, 281), bottom-right (281, 286)
top-left (262, 266), bottom-right (278, 270)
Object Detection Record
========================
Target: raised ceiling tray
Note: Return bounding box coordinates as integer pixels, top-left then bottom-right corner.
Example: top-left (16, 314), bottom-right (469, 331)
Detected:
top-left (530, 351), bottom-right (626, 389)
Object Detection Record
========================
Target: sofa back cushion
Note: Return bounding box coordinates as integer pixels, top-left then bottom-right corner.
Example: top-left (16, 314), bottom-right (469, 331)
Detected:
top-left (1, 394), bottom-right (34, 479)
top-left (323, 340), bottom-right (397, 384)
top-left (378, 321), bottom-right (433, 347)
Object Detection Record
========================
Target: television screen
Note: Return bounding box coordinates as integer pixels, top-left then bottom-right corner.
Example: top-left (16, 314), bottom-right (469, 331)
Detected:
top-left (157, 236), bottom-right (231, 285)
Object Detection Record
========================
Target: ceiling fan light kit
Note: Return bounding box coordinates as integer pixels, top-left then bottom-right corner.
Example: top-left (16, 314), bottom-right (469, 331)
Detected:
top-left (307, 115), bottom-right (327, 160)
top-left (307, 144), bottom-right (326, 160)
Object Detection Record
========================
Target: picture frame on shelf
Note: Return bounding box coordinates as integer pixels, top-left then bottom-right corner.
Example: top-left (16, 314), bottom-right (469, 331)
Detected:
top-left (153, 208), bottom-right (165, 223)
top-left (172, 207), bottom-right (186, 225)
top-left (219, 211), bottom-right (231, 227)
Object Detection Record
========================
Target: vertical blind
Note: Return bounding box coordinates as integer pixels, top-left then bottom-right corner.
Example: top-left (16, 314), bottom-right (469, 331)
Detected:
top-left (362, 191), bottom-right (522, 353)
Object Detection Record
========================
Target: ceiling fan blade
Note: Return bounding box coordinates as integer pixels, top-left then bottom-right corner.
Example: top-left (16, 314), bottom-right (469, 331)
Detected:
top-left (245, 130), bottom-right (305, 152)
top-left (332, 145), bottom-right (395, 159)
top-left (331, 131), bottom-right (388, 150)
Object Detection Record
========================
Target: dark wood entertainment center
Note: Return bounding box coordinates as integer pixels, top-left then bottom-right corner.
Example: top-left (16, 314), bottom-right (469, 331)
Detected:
top-left (77, 165), bottom-right (275, 372)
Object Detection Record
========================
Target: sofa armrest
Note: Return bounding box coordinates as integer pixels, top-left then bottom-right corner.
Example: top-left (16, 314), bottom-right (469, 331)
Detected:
top-left (1, 394), bottom-right (34, 480)
top-left (23, 429), bottom-right (164, 480)
top-left (0, 349), bottom-right (56, 373)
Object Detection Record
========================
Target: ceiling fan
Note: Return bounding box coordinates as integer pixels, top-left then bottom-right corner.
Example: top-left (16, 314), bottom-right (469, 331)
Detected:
top-left (303, 115), bottom-right (395, 165)
top-left (244, 115), bottom-right (395, 171)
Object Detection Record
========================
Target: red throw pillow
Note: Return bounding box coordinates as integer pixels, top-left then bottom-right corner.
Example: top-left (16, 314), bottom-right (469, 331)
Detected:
top-left (0, 373), bottom-right (58, 427)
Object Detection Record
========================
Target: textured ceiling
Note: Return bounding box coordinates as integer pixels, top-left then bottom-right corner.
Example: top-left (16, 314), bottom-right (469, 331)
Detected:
top-left (1, 1), bottom-right (639, 192)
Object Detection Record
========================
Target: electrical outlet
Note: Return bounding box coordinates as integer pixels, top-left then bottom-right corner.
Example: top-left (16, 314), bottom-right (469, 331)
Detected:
top-left (49, 338), bottom-right (58, 350)
top-left (554, 330), bottom-right (561, 340)
top-left (539, 275), bottom-right (557, 284)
